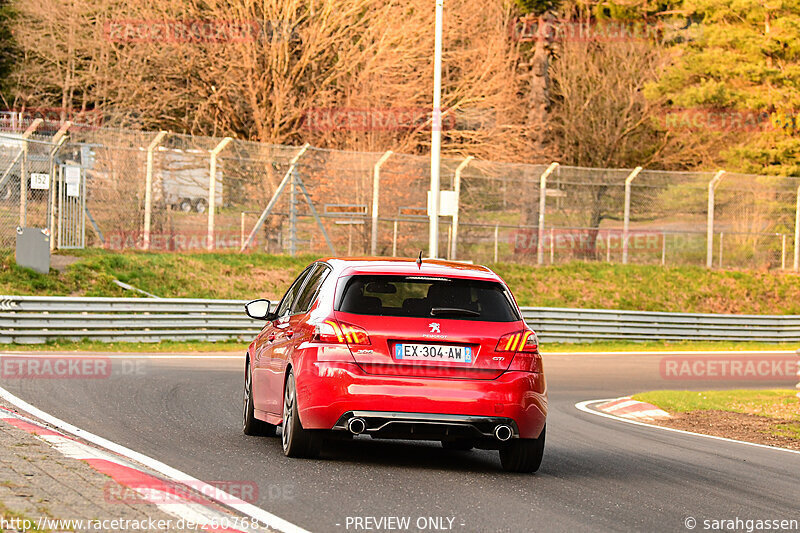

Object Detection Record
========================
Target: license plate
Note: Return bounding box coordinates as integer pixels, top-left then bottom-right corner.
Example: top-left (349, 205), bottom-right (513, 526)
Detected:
top-left (394, 343), bottom-right (473, 363)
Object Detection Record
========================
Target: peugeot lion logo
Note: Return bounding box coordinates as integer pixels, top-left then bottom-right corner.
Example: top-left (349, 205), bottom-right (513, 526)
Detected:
top-left (428, 322), bottom-right (441, 333)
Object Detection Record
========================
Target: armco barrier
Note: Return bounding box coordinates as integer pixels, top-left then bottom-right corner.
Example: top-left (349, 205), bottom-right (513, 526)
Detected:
top-left (1, 296), bottom-right (799, 344)
top-left (0, 296), bottom-right (263, 343)
top-left (520, 308), bottom-right (800, 343)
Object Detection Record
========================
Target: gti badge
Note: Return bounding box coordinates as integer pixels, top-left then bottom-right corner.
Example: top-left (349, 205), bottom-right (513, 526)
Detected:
top-left (428, 322), bottom-right (441, 333)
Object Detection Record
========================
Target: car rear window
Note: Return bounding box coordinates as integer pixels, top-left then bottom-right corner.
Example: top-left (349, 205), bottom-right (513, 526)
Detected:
top-left (336, 275), bottom-right (520, 322)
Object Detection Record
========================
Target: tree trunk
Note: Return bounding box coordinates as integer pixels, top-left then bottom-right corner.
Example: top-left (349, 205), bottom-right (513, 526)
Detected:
top-left (584, 185), bottom-right (607, 259)
top-left (526, 13), bottom-right (555, 159)
top-left (522, 13), bottom-right (555, 229)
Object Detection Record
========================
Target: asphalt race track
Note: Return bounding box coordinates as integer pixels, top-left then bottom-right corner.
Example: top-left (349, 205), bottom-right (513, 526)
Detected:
top-left (2, 351), bottom-right (798, 532)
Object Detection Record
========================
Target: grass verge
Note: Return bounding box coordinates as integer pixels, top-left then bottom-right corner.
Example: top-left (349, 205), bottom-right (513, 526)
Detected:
top-left (632, 389), bottom-right (799, 419)
top-left (543, 340), bottom-right (797, 353)
top-left (1, 339), bottom-right (794, 354)
top-left (0, 339), bottom-right (247, 353)
top-left (2, 248), bottom-right (800, 314)
top-left (632, 389), bottom-right (800, 447)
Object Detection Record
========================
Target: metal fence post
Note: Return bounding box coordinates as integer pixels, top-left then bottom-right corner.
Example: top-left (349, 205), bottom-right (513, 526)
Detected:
top-left (207, 137), bottom-right (232, 251)
top-left (622, 166), bottom-right (642, 264)
top-left (494, 224), bottom-right (499, 263)
top-left (240, 143), bottom-right (309, 252)
top-left (794, 185), bottom-right (800, 271)
top-left (537, 162), bottom-right (559, 265)
top-left (289, 169), bottom-right (298, 256)
top-left (240, 212), bottom-right (245, 249)
top-left (451, 155), bottom-right (473, 261)
top-left (392, 220), bottom-right (398, 257)
top-left (782, 234), bottom-right (786, 270)
top-left (719, 232), bottom-right (724, 268)
top-left (143, 131), bottom-right (168, 251)
top-left (19, 118), bottom-right (43, 227)
top-left (370, 151), bottom-right (392, 256)
top-left (48, 122), bottom-right (71, 250)
top-left (706, 170), bottom-right (725, 268)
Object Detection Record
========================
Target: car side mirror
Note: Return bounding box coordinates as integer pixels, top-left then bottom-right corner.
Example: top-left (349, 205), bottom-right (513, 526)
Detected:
top-left (245, 299), bottom-right (273, 320)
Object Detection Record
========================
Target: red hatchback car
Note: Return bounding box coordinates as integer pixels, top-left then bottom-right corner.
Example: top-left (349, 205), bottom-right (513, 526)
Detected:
top-left (242, 257), bottom-right (547, 472)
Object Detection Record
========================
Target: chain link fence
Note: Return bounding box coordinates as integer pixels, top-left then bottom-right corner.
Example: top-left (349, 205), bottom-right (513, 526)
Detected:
top-left (3, 115), bottom-right (800, 270)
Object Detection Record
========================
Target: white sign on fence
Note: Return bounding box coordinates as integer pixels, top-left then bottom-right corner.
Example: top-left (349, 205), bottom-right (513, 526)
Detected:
top-left (30, 173), bottom-right (49, 190)
top-left (427, 190), bottom-right (458, 217)
top-left (65, 165), bottom-right (81, 198)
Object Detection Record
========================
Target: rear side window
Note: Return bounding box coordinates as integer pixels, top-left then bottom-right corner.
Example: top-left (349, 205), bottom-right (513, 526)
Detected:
top-left (276, 266), bottom-right (313, 317)
top-left (336, 275), bottom-right (520, 322)
top-left (293, 264), bottom-right (330, 313)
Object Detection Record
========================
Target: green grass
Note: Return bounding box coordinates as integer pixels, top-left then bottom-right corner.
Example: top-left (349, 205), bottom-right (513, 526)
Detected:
top-left (2, 249), bottom-right (800, 314)
top-left (632, 389), bottom-right (800, 421)
top-left (543, 340), bottom-right (798, 352)
top-left (5, 339), bottom-right (793, 353)
top-left (1, 339), bottom-right (247, 353)
top-left (494, 261), bottom-right (800, 314)
top-left (0, 248), bottom-right (315, 300)
top-left (773, 423), bottom-right (800, 439)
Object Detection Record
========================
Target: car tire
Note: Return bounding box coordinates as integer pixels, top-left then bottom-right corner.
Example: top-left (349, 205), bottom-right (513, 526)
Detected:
top-left (194, 198), bottom-right (207, 213)
top-left (282, 370), bottom-right (321, 458)
top-left (499, 425), bottom-right (545, 473)
top-left (242, 359), bottom-right (277, 437)
top-left (179, 199), bottom-right (192, 212)
top-left (441, 439), bottom-right (474, 451)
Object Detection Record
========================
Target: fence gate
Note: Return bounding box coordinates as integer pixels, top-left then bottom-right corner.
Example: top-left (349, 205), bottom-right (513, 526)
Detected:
top-left (57, 163), bottom-right (85, 248)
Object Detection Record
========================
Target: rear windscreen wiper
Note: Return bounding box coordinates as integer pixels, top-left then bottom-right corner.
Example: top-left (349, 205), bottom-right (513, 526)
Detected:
top-left (430, 307), bottom-right (480, 317)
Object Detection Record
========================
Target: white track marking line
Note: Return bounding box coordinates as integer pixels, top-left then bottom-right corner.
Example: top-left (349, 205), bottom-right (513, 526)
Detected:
top-left (0, 385), bottom-right (309, 533)
top-left (575, 399), bottom-right (800, 456)
top-left (1, 409), bottom-right (252, 532)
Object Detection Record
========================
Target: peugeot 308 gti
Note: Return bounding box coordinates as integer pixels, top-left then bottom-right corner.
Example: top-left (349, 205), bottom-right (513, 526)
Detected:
top-left (242, 258), bottom-right (547, 472)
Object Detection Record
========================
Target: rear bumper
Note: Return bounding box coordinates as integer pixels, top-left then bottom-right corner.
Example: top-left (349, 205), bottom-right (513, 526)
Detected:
top-left (297, 361), bottom-right (547, 439)
top-left (332, 411), bottom-right (519, 442)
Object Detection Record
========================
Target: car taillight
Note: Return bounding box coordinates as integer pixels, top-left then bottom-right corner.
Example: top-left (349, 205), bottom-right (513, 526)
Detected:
top-left (314, 319), bottom-right (371, 345)
top-left (497, 330), bottom-right (538, 353)
top-left (497, 330), bottom-right (541, 372)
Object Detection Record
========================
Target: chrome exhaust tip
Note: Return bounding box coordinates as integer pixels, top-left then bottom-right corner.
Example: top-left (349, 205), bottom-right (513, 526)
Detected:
top-left (494, 424), bottom-right (513, 442)
top-left (347, 417), bottom-right (366, 435)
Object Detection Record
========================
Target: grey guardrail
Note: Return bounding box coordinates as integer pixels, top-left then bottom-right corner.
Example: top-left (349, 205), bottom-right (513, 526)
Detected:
top-left (0, 296), bottom-right (263, 343)
top-left (521, 308), bottom-right (800, 343)
top-left (0, 295), bottom-right (798, 344)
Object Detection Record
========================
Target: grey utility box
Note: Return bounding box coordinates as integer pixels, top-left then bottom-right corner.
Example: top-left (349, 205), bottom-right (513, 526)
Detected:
top-left (16, 227), bottom-right (51, 274)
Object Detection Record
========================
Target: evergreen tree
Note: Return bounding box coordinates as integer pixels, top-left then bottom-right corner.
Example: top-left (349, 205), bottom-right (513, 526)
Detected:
top-left (0, 0), bottom-right (16, 106)
top-left (647, 0), bottom-right (800, 176)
